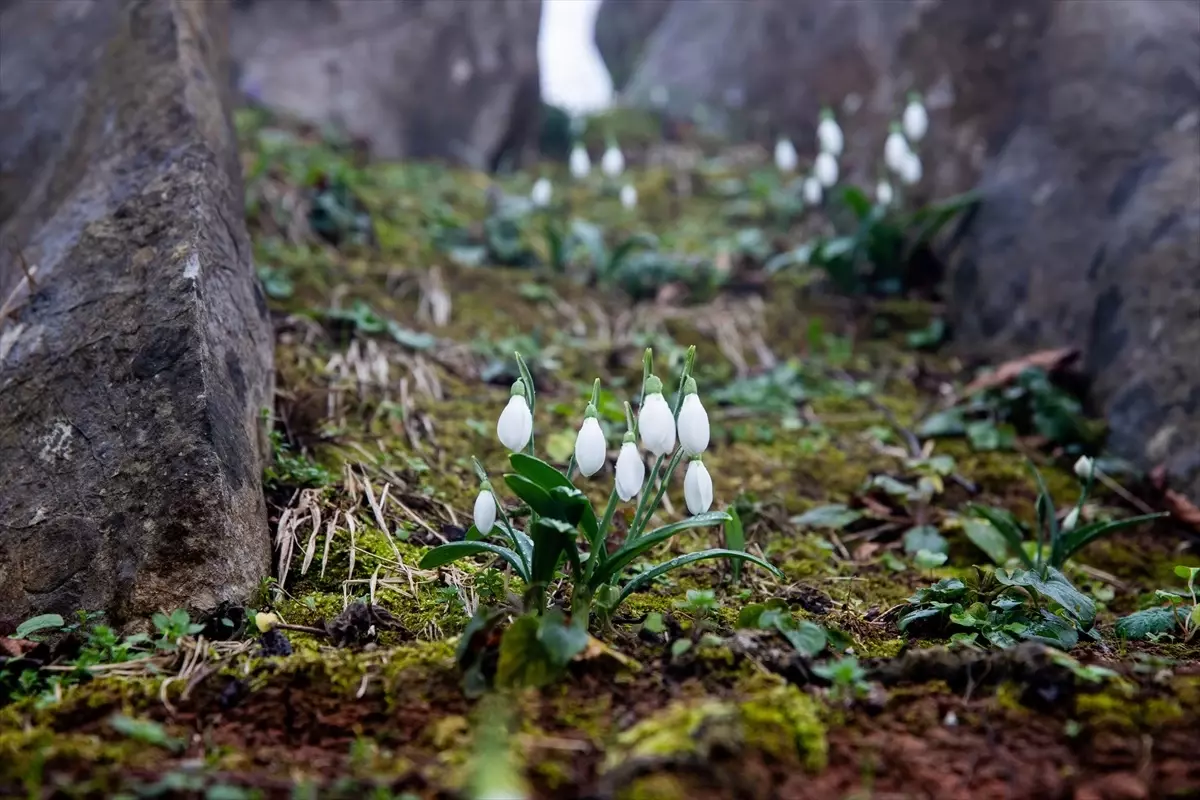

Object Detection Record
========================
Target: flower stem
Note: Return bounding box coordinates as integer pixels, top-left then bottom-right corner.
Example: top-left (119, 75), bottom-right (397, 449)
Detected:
top-left (639, 447), bottom-right (686, 534)
top-left (629, 454), bottom-right (664, 540)
top-left (588, 489), bottom-right (620, 584)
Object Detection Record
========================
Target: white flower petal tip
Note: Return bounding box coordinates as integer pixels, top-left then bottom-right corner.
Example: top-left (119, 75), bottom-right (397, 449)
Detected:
top-left (678, 393), bottom-right (710, 456)
top-left (903, 100), bottom-right (929, 142)
top-left (884, 129), bottom-right (910, 174)
top-left (684, 460), bottom-right (714, 515)
top-left (774, 138), bottom-right (798, 173)
top-left (814, 151), bottom-right (839, 188)
top-left (1062, 507), bottom-right (1080, 532)
top-left (574, 417), bottom-right (607, 477)
top-left (802, 176), bottom-right (823, 206)
top-left (531, 178), bottom-right (552, 208)
top-left (569, 145), bottom-right (591, 179)
top-left (638, 392), bottom-right (676, 456)
top-left (474, 489), bottom-right (497, 535)
top-left (1074, 456), bottom-right (1095, 480)
top-left (875, 180), bottom-right (894, 207)
top-left (898, 150), bottom-right (922, 186)
top-left (497, 395), bottom-right (533, 452)
top-left (817, 116), bottom-right (844, 156)
top-left (602, 145), bottom-right (625, 177)
top-left (615, 442), bottom-right (646, 501)
top-left (620, 183), bottom-right (638, 209)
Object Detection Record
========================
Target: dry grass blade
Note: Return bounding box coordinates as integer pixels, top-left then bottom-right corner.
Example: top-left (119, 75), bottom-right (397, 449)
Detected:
top-left (321, 509), bottom-right (341, 579)
top-left (360, 465), bottom-right (402, 561)
top-left (963, 347), bottom-right (1078, 396)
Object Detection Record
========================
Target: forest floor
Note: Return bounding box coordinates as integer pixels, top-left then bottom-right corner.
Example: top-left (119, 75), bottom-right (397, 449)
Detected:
top-left (2, 110), bottom-right (1199, 800)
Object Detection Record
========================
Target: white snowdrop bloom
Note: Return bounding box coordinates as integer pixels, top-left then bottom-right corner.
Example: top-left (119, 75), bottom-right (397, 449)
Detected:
top-left (474, 489), bottom-right (497, 535)
top-left (676, 378), bottom-right (709, 456)
top-left (817, 110), bottom-right (844, 156)
top-left (814, 151), bottom-right (839, 188)
top-left (684, 459), bottom-right (714, 516)
top-left (601, 143), bottom-right (625, 178)
top-left (569, 144), bottom-right (591, 179)
top-left (620, 183), bottom-right (638, 210)
top-left (898, 149), bottom-right (922, 186)
top-left (615, 437), bottom-right (646, 502)
top-left (530, 177), bottom-right (552, 208)
top-left (884, 125), bottom-right (910, 174)
top-left (574, 413), bottom-right (607, 478)
top-left (774, 137), bottom-right (798, 173)
top-left (902, 94), bottom-right (929, 143)
top-left (802, 175), bottom-right (823, 206)
top-left (637, 376), bottom-right (676, 456)
top-left (1074, 456), bottom-right (1095, 480)
top-left (1062, 506), bottom-right (1080, 532)
top-left (876, 180), bottom-right (894, 207)
top-left (496, 384), bottom-right (533, 452)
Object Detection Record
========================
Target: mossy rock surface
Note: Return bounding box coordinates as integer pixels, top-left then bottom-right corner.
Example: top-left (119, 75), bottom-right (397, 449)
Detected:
top-left (3, 111), bottom-right (1198, 800)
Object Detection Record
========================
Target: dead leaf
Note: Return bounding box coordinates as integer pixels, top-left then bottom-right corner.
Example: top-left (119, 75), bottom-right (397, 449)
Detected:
top-left (1, 638), bottom-right (40, 658)
top-left (1164, 489), bottom-right (1200, 531)
top-left (578, 635), bottom-right (642, 671)
top-left (963, 347), bottom-right (1078, 395)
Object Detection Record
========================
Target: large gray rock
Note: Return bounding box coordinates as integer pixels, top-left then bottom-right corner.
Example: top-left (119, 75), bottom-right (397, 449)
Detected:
top-left (614, 0), bottom-right (1200, 498)
top-left (231, 0), bottom-right (543, 169)
top-left (0, 0), bottom-right (274, 625)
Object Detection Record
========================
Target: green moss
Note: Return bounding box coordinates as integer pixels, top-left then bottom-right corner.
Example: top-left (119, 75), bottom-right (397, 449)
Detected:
top-left (605, 683), bottom-right (826, 773)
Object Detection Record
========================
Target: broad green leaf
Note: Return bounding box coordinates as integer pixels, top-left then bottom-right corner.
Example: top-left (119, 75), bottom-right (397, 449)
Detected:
top-left (791, 504), bottom-right (862, 530)
top-left (1114, 607), bottom-right (1181, 640)
top-left (839, 185), bottom-right (873, 220)
top-left (591, 511), bottom-right (732, 588)
top-left (778, 620), bottom-right (827, 657)
top-left (496, 615), bottom-right (559, 689)
top-left (914, 549), bottom-right (948, 570)
top-left (963, 517), bottom-right (1012, 565)
top-left (916, 408), bottom-right (966, 438)
top-left (509, 453), bottom-right (599, 542)
top-left (14, 613), bottom-right (65, 638)
top-left (725, 506), bottom-right (746, 584)
top-left (1055, 513), bottom-right (1167, 566)
top-left (108, 715), bottom-right (184, 752)
top-left (1027, 460), bottom-right (1058, 564)
top-left (737, 603), bottom-right (768, 629)
top-left (503, 474), bottom-right (556, 519)
top-left (530, 517), bottom-right (580, 586)
top-left (418, 541), bottom-right (530, 582)
top-left (996, 567), bottom-right (1095, 626)
top-left (967, 505), bottom-right (1034, 569)
top-left (897, 606), bottom-right (945, 631)
top-left (536, 609), bottom-right (589, 667)
top-left (903, 525), bottom-right (948, 555)
top-left (616, 549), bottom-right (782, 606)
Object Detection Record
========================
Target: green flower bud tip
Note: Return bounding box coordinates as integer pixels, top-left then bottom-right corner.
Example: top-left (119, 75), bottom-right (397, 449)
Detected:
top-left (509, 380), bottom-right (526, 398)
top-left (644, 374), bottom-right (664, 395)
top-left (908, 90), bottom-right (922, 103)
top-left (683, 376), bottom-right (698, 396)
top-left (584, 403), bottom-right (598, 419)
top-left (622, 430), bottom-right (637, 444)
top-left (479, 478), bottom-right (493, 492)
top-left (820, 107), bottom-right (834, 119)
top-left (890, 121), bottom-right (902, 132)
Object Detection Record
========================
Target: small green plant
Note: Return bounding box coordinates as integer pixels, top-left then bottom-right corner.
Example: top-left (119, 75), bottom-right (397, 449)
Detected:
top-left (812, 656), bottom-right (871, 703)
top-left (421, 347), bottom-right (781, 626)
top-left (152, 609), bottom-right (205, 651)
top-left (676, 589), bottom-right (720, 634)
top-left (1116, 565), bottom-right (1200, 643)
top-left (737, 598), bottom-right (827, 657)
top-left (263, 410), bottom-right (335, 490)
top-left (963, 458), bottom-right (1164, 571)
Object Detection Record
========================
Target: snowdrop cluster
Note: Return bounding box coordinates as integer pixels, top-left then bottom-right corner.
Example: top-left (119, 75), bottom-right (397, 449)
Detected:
top-left (884, 93), bottom-right (927, 187)
top-left (776, 107), bottom-right (844, 204)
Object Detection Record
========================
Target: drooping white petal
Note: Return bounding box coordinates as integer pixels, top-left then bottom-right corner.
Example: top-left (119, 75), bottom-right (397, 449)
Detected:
top-left (569, 145), bottom-right (591, 179)
top-left (574, 417), bottom-right (607, 477)
top-left (876, 180), bottom-right (894, 207)
top-left (615, 442), bottom-right (646, 501)
top-left (531, 178), bottom-right (552, 208)
top-left (774, 138), bottom-right (798, 173)
top-left (884, 130), bottom-right (910, 174)
top-left (677, 393), bottom-right (710, 456)
top-left (601, 145), bottom-right (625, 177)
top-left (684, 460), bottom-right (713, 515)
top-left (474, 489), bottom-right (497, 535)
top-left (497, 395), bottom-right (533, 452)
top-left (814, 151), bottom-right (839, 188)
top-left (1074, 456), bottom-right (1095, 480)
top-left (898, 150), bottom-right (922, 186)
top-left (1062, 506), bottom-right (1080, 532)
top-left (638, 392), bottom-right (676, 456)
top-left (620, 183), bottom-right (638, 209)
top-left (802, 176), bottom-right (823, 206)
top-left (903, 101), bottom-right (929, 142)
top-left (817, 117), bottom-right (844, 156)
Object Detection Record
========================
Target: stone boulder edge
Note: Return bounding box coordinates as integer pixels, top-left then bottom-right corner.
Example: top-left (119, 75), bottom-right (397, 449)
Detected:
top-left (0, 0), bottom-right (275, 626)
top-left (230, 0), bottom-right (543, 169)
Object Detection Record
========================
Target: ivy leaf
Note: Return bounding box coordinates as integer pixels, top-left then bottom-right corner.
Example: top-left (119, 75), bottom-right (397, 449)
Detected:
top-left (14, 613), bottom-right (65, 639)
top-left (962, 518), bottom-right (1012, 565)
top-left (496, 615), bottom-right (557, 689)
top-left (1115, 607), bottom-right (1182, 640)
top-left (903, 525), bottom-right (948, 555)
top-left (791, 504), bottom-right (862, 530)
top-left (536, 609), bottom-right (589, 668)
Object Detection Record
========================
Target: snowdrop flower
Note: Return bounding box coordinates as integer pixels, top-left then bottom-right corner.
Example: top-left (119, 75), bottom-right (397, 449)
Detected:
top-left (876, 179), bottom-right (894, 207)
top-left (1074, 456), bottom-right (1095, 480)
top-left (684, 458), bottom-right (713, 515)
top-left (620, 183), bottom-right (638, 210)
top-left (898, 149), bottom-right (922, 186)
top-left (497, 381), bottom-right (533, 452)
top-left (474, 485), bottom-right (497, 535)
top-left (817, 108), bottom-right (844, 156)
top-left (902, 92), bottom-right (929, 143)
top-left (601, 141), bottom-right (625, 178)
top-left (814, 151), bottom-right (839, 188)
top-left (677, 377), bottom-right (709, 456)
top-left (574, 406), bottom-right (607, 477)
top-left (1062, 506), bottom-right (1080, 532)
top-left (884, 123), bottom-right (910, 174)
top-left (774, 137), bottom-right (798, 173)
top-left (802, 175), bottom-right (823, 206)
top-left (569, 143), bottom-right (591, 179)
top-left (638, 375), bottom-right (676, 456)
top-left (615, 433), bottom-right (646, 502)
top-left (530, 177), bottom-right (552, 208)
